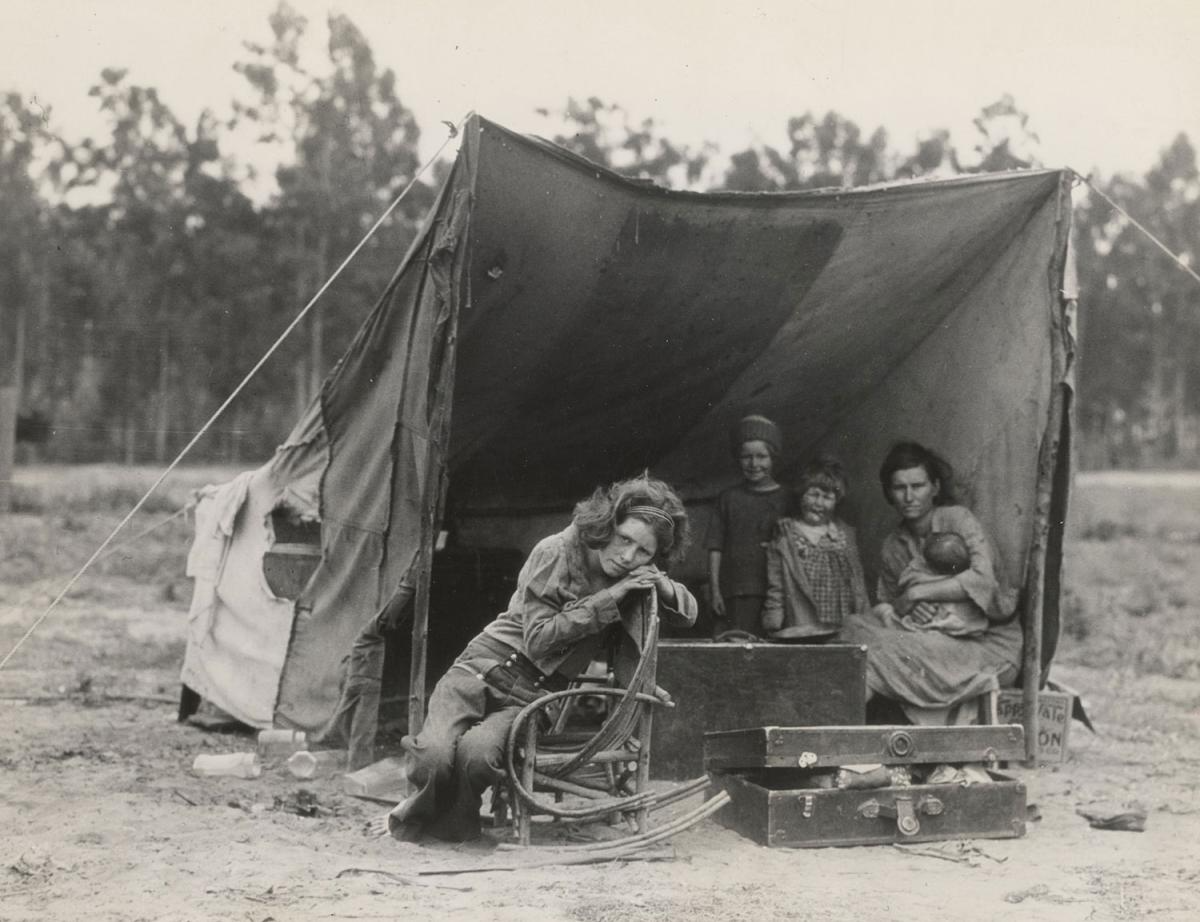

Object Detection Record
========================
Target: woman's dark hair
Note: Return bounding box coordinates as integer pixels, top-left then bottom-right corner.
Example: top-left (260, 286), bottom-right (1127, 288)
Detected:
top-left (878, 441), bottom-right (957, 507)
top-left (573, 475), bottom-right (691, 566)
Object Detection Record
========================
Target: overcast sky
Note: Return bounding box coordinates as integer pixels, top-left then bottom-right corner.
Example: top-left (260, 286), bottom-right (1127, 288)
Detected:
top-left (2, 0), bottom-right (1197, 181)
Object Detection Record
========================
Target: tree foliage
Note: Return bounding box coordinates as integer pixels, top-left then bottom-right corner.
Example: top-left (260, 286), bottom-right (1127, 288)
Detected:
top-left (536, 97), bottom-right (713, 188)
top-left (723, 111), bottom-right (891, 191)
top-left (1074, 135), bottom-right (1200, 465)
top-left (233, 1), bottom-right (427, 412)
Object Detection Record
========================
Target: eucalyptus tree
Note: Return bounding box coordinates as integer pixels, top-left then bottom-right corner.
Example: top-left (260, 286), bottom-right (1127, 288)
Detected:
top-left (722, 110), bottom-right (891, 192)
top-left (68, 68), bottom-right (260, 463)
top-left (234, 2), bottom-right (427, 413)
top-left (1074, 135), bottom-right (1200, 466)
top-left (535, 96), bottom-right (714, 189)
top-left (0, 92), bottom-right (52, 504)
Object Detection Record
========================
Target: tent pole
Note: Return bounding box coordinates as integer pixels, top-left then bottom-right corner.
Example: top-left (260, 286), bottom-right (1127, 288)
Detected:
top-left (406, 193), bottom-right (470, 738)
top-left (1023, 302), bottom-right (1072, 764)
top-left (407, 318), bottom-right (456, 737)
top-left (408, 486), bottom-right (448, 734)
top-left (1022, 347), bottom-right (1065, 764)
top-left (1021, 176), bottom-right (1074, 765)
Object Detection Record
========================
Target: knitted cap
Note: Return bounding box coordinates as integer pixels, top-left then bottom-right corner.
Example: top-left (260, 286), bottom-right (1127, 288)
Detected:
top-left (732, 415), bottom-right (782, 457)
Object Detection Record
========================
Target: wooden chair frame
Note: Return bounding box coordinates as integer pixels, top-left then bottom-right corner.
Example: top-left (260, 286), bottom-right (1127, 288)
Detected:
top-left (502, 593), bottom-right (664, 845)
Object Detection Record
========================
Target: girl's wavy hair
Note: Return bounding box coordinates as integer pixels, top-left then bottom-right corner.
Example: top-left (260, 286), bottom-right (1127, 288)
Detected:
top-left (573, 474), bottom-right (691, 566)
top-left (794, 454), bottom-right (849, 508)
top-left (878, 441), bottom-right (958, 507)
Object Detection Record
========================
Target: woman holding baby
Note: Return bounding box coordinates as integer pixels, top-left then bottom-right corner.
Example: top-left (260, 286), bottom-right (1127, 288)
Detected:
top-left (840, 441), bottom-right (1023, 724)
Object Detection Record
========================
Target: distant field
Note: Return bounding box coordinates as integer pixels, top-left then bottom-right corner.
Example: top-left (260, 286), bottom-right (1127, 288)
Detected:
top-left (1077, 470), bottom-right (1200, 489)
top-left (10, 463), bottom-right (244, 514)
top-left (1070, 470), bottom-right (1200, 539)
top-left (1060, 470), bottom-right (1200, 681)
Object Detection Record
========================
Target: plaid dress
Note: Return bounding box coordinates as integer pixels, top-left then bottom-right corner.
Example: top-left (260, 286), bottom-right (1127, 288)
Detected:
top-left (789, 524), bottom-right (859, 627)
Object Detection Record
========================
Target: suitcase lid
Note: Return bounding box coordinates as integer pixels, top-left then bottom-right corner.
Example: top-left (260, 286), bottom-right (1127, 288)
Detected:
top-left (704, 724), bottom-right (1025, 770)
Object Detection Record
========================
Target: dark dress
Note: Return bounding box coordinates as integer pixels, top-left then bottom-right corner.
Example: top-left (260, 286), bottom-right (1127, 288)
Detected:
top-left (705, 484), bottom-right (790, 634)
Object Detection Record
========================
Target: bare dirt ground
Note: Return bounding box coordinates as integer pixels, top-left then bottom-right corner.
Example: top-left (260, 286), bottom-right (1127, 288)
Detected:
top-left (2, 467), bottom-right (1198, 922)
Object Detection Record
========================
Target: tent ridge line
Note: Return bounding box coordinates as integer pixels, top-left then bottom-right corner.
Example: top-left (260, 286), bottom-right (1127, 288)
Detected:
top-left (480, 116), bottom-right (1066, 204)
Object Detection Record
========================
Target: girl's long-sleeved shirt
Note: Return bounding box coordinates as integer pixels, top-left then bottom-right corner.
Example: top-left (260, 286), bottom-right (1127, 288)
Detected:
top-left (482, 525), bottom-right (697, 678)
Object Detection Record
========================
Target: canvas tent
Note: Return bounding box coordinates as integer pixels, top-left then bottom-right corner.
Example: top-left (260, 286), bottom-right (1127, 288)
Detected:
top-left (182, 114), bottom-right (1076, 759)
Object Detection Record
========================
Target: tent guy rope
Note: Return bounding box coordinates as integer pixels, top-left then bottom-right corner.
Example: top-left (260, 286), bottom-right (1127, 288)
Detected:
top-left (0, 116), bottom-right (468, 674)
top-left (1075, 169), bottom-right (1200, 290)
top-left (0, 501), bottom-right (199, 624)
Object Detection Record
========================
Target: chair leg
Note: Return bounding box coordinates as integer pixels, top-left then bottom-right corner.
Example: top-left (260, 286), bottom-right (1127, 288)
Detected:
top-left (634, 708), bottom-right (654, 834)
top-left (491, 785), bottom-right (509, 831)
top-left (518, 717), bottom-right (538, 846)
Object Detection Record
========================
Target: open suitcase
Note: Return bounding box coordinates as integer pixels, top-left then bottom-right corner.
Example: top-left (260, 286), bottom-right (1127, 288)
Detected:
top-left (705, 725), bottom-right (1027, 848)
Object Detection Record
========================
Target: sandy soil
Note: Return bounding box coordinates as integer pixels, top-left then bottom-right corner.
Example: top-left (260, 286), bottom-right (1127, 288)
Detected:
top-left (2, 471), bottom-right (1199, 921)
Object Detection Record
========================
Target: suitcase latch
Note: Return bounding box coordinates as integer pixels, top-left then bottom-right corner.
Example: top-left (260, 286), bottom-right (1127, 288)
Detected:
top-left (857, 794), bottom-right (943, 836)
top-left (887, 730), bottom-right (915, 758)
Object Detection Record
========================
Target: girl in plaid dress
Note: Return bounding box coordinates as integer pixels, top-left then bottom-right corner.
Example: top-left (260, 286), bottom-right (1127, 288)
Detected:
top-left (761, 456), bottom-right (869, 640)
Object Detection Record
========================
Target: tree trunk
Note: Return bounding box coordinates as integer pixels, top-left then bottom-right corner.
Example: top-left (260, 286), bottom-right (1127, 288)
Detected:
top-left (155, 317), bottom-right (170, 464)
top-left (310, 137), bottom-right (333, 402)
top-left (0, 292), bottom-right (25, 513)
top-left (0, 386), bottom-right (16, 514)
top-left (308, 307), bottom-right (324, 401)
top-left (293, 221), bottom-right (311, 416)
top-left (1146, 307), bottom-right (1171, 464)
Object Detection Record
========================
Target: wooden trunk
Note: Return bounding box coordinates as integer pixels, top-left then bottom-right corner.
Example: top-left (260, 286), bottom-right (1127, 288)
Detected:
top-left (705, 724), bottom-right (1025, 770)
top-left (712, 769), bottom-right (1027, 848)
top-left (650, 642), bottom-right (867, 780)
top-left (706, 724), bottom-right (1027, 848)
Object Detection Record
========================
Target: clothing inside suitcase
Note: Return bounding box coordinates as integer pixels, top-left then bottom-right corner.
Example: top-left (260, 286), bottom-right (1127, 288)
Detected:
top-left (706, 725), bottom-right (1027, 848)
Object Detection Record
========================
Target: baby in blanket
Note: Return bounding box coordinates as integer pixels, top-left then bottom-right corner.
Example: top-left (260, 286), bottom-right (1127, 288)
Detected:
top-left (894, 531), bottom-right (990, 638)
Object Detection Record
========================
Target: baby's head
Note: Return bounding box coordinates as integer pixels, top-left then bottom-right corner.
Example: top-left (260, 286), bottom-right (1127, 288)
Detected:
top-left (731, 415), bottom-right (781, 487)
top-left (923, 531), bottom-right (970, 575)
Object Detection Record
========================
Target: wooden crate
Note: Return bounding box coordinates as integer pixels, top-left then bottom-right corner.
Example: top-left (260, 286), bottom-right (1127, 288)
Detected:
top-left (650, 642), bottom-right (867, 780)
top-left (996, 689), bottom-right (1073, 762)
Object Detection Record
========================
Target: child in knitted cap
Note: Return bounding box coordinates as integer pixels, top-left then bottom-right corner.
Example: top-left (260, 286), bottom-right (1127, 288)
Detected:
top-left (705, 415), bottom-right (791, 637)
top-left (887, 531), bottom-right (989, 637)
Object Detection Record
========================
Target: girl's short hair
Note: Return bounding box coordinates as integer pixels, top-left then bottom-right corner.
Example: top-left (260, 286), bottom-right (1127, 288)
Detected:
top-left (573, 475), bottom-right (691, 566)
top-left (878, 441), bottom-right (957, 506)
top-left (796, 454), bottom-right (849, 502)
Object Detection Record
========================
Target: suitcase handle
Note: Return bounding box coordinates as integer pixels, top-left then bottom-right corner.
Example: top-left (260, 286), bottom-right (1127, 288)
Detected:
top-left (857, 794), bottom-right (944, 836)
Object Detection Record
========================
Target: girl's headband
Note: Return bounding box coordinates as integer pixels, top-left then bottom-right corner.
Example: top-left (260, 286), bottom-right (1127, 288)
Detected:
top-left (626, 505), bottom-right (676, 534)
